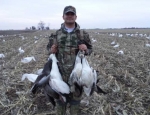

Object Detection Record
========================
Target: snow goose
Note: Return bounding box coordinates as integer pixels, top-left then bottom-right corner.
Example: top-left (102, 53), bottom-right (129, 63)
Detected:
top-left (32, 54), bottom-right (70, 104)
top-left (31, 74), bottom-right (58, 108)
top-left (80, 57), bottom-right (106, 105)
top-left (31, 59), bottom-right (52, 93)
top-left (80, 56), bottom-right (94, 96)
top-left (49, 54), bottom-right (70, 102)
top-left (68, 51), bottom-right (83, 96)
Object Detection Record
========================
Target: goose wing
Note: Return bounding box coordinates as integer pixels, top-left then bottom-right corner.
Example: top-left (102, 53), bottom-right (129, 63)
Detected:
top-left (42, 59), bottom-right (52, 76)
top-left (91, 68), bottom-right (107, 95)
top-left (31, 75), bottom-right (49, 94)
top-left (49, 79), bottom-right (70, 102)
top-left (44, 84), bottom-right (60, 108)
top-left (50, 79), bottom-right (70, 94)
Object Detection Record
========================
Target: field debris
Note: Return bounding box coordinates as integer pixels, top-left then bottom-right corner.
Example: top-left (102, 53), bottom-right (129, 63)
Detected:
top-left (0, 29), bottom-right (150, 115)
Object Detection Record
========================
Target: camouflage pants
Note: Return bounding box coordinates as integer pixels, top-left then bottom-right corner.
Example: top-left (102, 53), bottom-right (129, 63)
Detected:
top-left (56, 63), bottom-right (82, 115)
top-left (56, 94), bottom-right (81, 115)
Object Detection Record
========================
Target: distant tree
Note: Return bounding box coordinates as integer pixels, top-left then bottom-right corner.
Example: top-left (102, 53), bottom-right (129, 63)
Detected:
top-left (45, 26), bottom-right (50, 30)
top-left (25, 27), bottom-right (29, 30)
top-left (38, 21), bottom-right (45, 30)
top-left (32, 26), bottom-right (36, 30)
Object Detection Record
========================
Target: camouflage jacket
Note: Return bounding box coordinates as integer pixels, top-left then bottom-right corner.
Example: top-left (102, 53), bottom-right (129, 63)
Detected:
top-left (47, 22), bottom-right (92, 83)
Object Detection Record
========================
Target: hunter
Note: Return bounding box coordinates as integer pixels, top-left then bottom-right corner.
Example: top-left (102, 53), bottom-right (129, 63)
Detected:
top-left (47, 5), bottom-right (92, 115)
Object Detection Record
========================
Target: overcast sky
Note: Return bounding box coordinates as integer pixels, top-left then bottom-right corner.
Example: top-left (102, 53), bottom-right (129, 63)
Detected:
top-left (0, 0), bottom-right (150, 30)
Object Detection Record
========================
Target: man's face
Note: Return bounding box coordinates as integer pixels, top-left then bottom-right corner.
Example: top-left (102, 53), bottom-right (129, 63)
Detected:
top-left (63, 12), bottom-right (77, 24)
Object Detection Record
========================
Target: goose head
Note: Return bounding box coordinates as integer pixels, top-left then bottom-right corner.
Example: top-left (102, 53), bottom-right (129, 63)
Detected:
top-left (49, 54), bottom-right (58, 62)
top-left (78, 50), bottom-right (85, 59)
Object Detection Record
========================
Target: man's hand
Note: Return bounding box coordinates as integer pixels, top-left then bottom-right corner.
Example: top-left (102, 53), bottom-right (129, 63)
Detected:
top-left (78, 44), bottom-right (87, 51)
top-left (50, 44), bottom-right (57, 53)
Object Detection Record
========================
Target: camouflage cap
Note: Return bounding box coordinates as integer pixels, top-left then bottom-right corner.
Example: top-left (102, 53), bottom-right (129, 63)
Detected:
top-left (63, 6), bottom-right (76, 15)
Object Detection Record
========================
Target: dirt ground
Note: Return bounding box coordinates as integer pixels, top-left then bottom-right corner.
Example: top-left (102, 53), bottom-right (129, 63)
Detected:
top-left (0, 29), bottom-right (150, 115)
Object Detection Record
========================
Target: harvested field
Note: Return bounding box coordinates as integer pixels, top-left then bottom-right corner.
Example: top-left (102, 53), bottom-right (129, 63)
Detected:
top-left (0, 30), bottom-right (37, 36)
top-left (0, 29), bottom-right (150, 115)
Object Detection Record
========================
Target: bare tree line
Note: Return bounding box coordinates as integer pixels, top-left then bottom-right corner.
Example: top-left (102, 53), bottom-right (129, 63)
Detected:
top-left (25, 21), bottom-right (50, 30)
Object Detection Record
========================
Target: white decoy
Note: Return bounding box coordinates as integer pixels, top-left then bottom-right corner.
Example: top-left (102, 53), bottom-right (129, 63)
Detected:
top-left (69, 51), bottom-right (82, 94)
top-left (117, 50), bottom-right (124, 55)
top-left (18, 47), bottom-right (25, 54)
top-left (111, 41), bottom-right (116, 45)
top-left (21, 73), bottom-right (38, 82)
top-left (34, 36), bottom-right (38, 40)
top-left (3, 39), bottom-right (5, 42)
top-left (34, 41), bottom-right (37, 43)
top-left (21, 56), bottom-right (36, 63)
top-left (91, 38), bottom-right (97, 43)
top-left (113, 43), bottom-right (120, 48)
top-left (0, 53), bottom-right (5, 58)
top-left (118, 34), bottom-right (123, 37)
top-left (21, 36), bottom-right (24, 40)
top-left (145, 43), bottom-right (150, 47)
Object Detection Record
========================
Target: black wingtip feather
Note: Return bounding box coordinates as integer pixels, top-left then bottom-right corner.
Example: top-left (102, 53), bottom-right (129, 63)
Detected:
top-left (31, 84), bottom-right (39, 94)
top-left (74, 82), bottom-right (83, 97)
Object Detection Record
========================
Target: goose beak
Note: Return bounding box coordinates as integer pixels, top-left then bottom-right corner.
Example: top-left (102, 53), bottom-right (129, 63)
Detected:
top-left (78, 50), bottom-right (85, 58)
